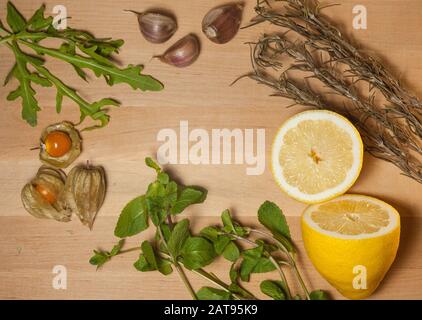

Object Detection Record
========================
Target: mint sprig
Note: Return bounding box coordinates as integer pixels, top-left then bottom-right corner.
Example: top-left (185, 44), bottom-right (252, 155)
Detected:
top-left (90, 158), bottom-right (329, 300)
top-left (1, 2), bottom-right (163, 129)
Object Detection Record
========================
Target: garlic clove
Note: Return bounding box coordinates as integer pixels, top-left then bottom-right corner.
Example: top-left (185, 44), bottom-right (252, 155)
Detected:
top-left (202, 3), bottom-right (244, 44)
top-left (126, 10), bottom-right (177, 44)
top-left (156, 34), bottom-right (200, 68)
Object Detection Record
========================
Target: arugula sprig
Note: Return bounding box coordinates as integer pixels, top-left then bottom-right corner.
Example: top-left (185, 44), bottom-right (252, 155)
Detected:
top-left (90, 158), bottom-right (329, 300)
top-left (1, 2), bottom-right (163, 129)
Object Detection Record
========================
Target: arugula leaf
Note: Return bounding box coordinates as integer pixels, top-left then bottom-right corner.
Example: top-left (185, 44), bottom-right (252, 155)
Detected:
top-left (310, 290), bottom-right (329, 300)
top-left (260, 280), bottom-right (286, 300)
top-left (6, 2), bottom-right (26, 33)
top-left (197, 287), bottom-right (232, 300)
top-left (258, 201), bottom-right (295, 252)
top-left (222, 242), bottom-right (240, 262)
top-left (114, 196), bottom-right (148, 238)
top-left (167, 219), bottom-right (190, 257)
top-left (181, 237), bottom-right (216, 270)
top-left (171, 187), bottom-right (207, 214)
top-left (27, 4), bottom-right (53, 31)
top-left (8, 44), bottom-right (40, 126)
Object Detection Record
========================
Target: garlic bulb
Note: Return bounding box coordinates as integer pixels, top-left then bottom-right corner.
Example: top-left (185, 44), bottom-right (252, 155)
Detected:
top-left (202, 3), bottom-right (244, 44)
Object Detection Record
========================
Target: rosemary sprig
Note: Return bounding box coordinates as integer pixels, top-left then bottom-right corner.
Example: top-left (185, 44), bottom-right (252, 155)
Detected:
top-left (243, 0), bottom-right (422, 184)
top-left (89, 158), bottom-right (329, 300)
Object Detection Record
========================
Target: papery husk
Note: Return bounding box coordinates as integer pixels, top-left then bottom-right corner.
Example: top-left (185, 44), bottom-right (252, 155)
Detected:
top-left (21, 166), bottom-right (72, 222)
top-left (40, 121), bottom-right (82, 168)
top-left (65, 163), bottom-right (106, 229)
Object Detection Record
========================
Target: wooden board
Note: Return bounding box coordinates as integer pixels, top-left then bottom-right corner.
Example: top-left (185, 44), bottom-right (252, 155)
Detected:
top-left (1, 0), bottom-right (422, 300)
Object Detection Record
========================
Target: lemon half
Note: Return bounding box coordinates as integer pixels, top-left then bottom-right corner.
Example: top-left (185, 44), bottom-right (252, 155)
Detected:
top-left (301, 194), bottom-right (400, 299)
top-left (272, 110), bottom-right (363, 203)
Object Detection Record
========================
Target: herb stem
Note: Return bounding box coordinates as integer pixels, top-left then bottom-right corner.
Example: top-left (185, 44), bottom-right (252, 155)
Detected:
top-left (225, 232), bottom-right (293, 299)
top-left (158, 225), bottom-right (197, 300)
top-left (249, 229), bottom-right (310, 299)
top-left (119, 247), bottom-right (141, 254)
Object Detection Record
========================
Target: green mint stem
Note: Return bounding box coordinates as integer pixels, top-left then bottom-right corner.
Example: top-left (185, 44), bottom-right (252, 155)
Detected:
top-left (158, 225), bottom-right (197, 300)
top-left (226, 233), bottom-right (293, 299)
top-left (249, 229), bottom-right (311, 299)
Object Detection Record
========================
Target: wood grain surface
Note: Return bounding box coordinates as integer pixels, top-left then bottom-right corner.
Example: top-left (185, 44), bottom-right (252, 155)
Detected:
top-left (1, 0), bottom-right (422, 300)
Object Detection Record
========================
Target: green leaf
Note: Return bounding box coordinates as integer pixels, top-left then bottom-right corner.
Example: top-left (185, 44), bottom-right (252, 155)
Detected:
top-left (181, 237), bottom-right (216, 270)
top-left (229, 263), bottom-right (239, 283)
top-left (27, 4), bottom-right (53, 30)
top-left (199, 226), bottom-right (220, 242)
top-left (165, 181), bottom-right (178, 206)
top-left (157, 172), bottom-right (169, 185)
top-left (89, 250), bottom-right (110, 269)
top-left (55, 90), bottom-right (63, 113)
top-left (28, 73), bottom-right (52, 87)
top-left (223, 242), bottom-right (240, 262)
top-left (239, 246), bottom-right (264, 282)
top-left (141, 241), bottom-right (158, 269)
top-left (310, 290), bottom-right (329, 300)
top-left (167, 219), bottom-right (190, 257)
top-left (252, 257), bottom-right (276, 273)
top-left (214, 235), bottom-right (231, 255)
top-left (171, 187), bottom-right (207, 214)
top-left (258, 201), bottom-right (294, 252)
top-left (110, 239), bottom-right (125, 256)
top-left (7, 2), bottom-right (26, 33)
top-left (221, 210), bottom-right (236, 233)
top-left (197, 287), bottom-right (232, 300)
top-left (145, 157), bottom-right (161, 172)
top-left (134, 254), bottom-right (155, 272)
top-left (9, 50), bottom-right (40, 126)
top-left (114, 195), bottom-right (149, 238)
top-left (228, 283), bottom-right (255, 300)
top-left (258, 201), bottom-right (291, 239)
top-left (260, 280), bottom-right (286, 300)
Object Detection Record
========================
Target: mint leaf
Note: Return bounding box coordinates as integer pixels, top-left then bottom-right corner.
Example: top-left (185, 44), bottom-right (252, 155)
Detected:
top-left (252, 257), bottom-right (276, 273)
top-left (221, 209), bottom-right (236, 233)
top-left (145, 157), bottom-right (161, 172)
top-left (141, 241), bottom-right (158, 269)
top-left (7, 2), bottom-right (26, 33)
top-left (114, 195), bottom-right (148, 238)
top-left (167, 219), bottom-right (190, 257)
top-left (310, 290), bottom-right (329, 300)
top-left (258, 201), bottom-right (294, 252)
top-left (134, 254), bottom-right (155, 272)
top-left (260, 280), bottom-right (286, 300)
top-left (110, 239), bottom-right (125, 256)
top-left (157, 172), bottom-right (169, 185)
top-left (214, 235), bottom-right (231, 255)
top-left (171, 187), bottom-right (207, 214)
top-left (222, 242), bottom-right (240, 262)
top-left (199, 226), bottom-right (220, 242)
top-left (197, 287), bottom-right (232, 300)
top-left (181, 237), bottom-right (216, 270)
top-left (89, 250), bottom-right (110, 270)
top-left (239, 246), bottom-right (264, 282)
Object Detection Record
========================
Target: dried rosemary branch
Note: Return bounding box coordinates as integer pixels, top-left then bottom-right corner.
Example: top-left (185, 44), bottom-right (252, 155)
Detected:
top-left (252, 0), bottom-right (422, 138)
top-left (242, 0), bottom-right (422, 184)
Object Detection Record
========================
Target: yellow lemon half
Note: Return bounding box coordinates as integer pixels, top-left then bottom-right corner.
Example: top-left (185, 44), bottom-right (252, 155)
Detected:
top-left (271, 110), bottom-right (363, 203)
top-left (301, 194), bottom-right (400, 299)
